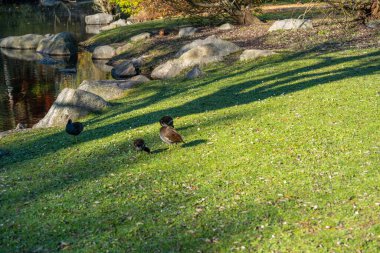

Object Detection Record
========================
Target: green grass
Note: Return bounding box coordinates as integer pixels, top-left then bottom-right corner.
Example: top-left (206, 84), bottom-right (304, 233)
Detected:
top-left (1, 49), bottom-right (380, 252)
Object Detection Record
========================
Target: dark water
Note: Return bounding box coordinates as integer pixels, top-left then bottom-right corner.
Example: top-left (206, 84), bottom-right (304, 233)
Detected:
top-left (0, 3), bottom-right (112, 131)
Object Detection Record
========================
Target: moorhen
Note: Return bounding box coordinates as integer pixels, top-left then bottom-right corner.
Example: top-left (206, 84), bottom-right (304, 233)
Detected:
top-left (159, 115), bottom-right (174, 128)
top-left (160, 126), bottom-right (185, 145)
top-left (133, 139), bottom-right (151, 154)
top-left (65, 119), bottom-right (84, 142)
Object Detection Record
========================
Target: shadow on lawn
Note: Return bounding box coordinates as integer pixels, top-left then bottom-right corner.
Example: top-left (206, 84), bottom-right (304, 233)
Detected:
top-left (2, 48), bottom-right (380, 166)
top-left (1, 47), bottom-right (379, 205)
top-left (1, 46), bottom-right (379, 252)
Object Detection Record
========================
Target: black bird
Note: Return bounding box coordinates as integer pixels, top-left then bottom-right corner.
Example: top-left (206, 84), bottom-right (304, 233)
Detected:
top-left (160, 126), bottom-right (185, 145)
top-left (159, 115), bottom-right (174, 128)
top-left (65, 119), bottom-right (84, 142)
top-left (133, 139), bottom-right (151, 153)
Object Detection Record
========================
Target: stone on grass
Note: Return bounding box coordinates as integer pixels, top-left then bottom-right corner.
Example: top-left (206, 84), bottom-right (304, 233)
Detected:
top-left (218, 23), bottom-right (234, 30)
top-left (177, 35), bottom-right (240, 56)
top-left (178, 27), bottom-right (197, 37)
top-left (239, 49), bottom-right (276, 61)
top-left (111, 60), bottom-right (142, 79)
top-left (268, 19), bottom-right (313, 32)
top-left (33, 88), bottom-right (109, 128)
top-left (100, 19), bottom-right (127, 31)
top-left (130, 32), bottom-right (150, 42)
top-left (152, 36), bottom-right (240, 79)
top-left (85, 13), bottom-right (113, 25)
top-left (78, 76), bottom-right (150, 100)
top-left (92, 45), bottom-right (116, 59)
top-left (93, 60), bottom-right (113, 72)
top-left (86, 25), bottom-right (103, 35)
top-left (0, 34), bottom-right (45, 49)
top-left (186, 65), bottom-right (204, 79)
top-left (36, 32), bottom-right (77, 56)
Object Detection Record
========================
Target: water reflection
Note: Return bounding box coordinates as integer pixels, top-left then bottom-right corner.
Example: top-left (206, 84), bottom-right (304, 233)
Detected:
top-left (0, 3), bottom-right (113, 131)
top-left (0, 52), bottom-right (112, 131)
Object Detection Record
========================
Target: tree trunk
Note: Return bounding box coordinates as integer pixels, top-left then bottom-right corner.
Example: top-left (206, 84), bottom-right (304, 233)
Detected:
top-left (232, 6), bottom-right (261, 25)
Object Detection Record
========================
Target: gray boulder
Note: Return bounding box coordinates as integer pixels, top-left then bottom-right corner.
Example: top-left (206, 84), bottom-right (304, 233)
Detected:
top-left (218, 23), bottom-right (234, 30)
top-left (100, 19), bottom-right (127, 31)
top-left (33, 88), bottom-right (109, 128)
top-left (0, 48), bottom-right (43, 61)
top-left (176, 35), bottom-right (240, 56)
top-left (152, 36), bottom-right (240, 79)
top-left (85, 13), bottom-right (113, 25)
top-left (239, 49), bottom-right (276, 61)
top-left (86, 25), bottom-right (103, 35)
top-left (37, 32), bottom-right (77, 56)
top-left (92, 60), bottom-right (114, 72)
top-left (0, 34), bottom-right (45, 49)
top-left (111, 58), bottom-right (143, 79)
top-left (186, 65), bottom-right (204, 79)
top-left (78, 75), bottom-right (150, 100)
top-left (178, 27), bottom-right (197, 37)
top-left (111, 62), bottom-right (136, 79)
top-left (92, 45), bottom-right (116, 59)
top-left (130, 32), bottom-right (151, 42)
top-left (268, 19), bottom-right (313, 32)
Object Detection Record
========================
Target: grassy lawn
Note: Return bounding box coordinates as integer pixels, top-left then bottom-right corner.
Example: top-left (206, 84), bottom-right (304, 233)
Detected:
top-left (1, 48), bottom-right (380, 252)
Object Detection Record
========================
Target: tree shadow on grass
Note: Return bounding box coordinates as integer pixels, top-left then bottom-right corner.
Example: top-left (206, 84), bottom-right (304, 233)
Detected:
top-left (182, 139), bottom-right (208, 148)
top-left (3, 48), bottom-right (380, 168)
top-left (1, 47), bottom-right (379, 210)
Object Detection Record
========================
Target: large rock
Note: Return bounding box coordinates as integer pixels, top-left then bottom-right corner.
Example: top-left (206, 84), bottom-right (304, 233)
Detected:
top-left (178, 27), bottom-right (197, 37)
top-left (78, 76), bottom-right (150, 100)
top-left (100, 19), bottom-right (127, 31)
top-left (33, 88), bottom-right (109, 128)
top-left (85, 13), bottom-right (113, 25)
top-left (86, 25), bottom-right (103, 35)
top-left (239, 49), bottom-right (276, 61)
top-left (92, 45), bottom-right (116, 59)
top-left (92, 60), bottom-right (113, 72)
top-left (111, 58), bottom-right (143, 79)
top-left (37, 32), bottom-right (77, 56)
top-left (218, 23), bottom-right (234, 30)
top-left (152, 36), bottom-right (240, 79)
top-left (0, 34), bottom-right (45, 49)
top-left (176, 35), bottom-right (240, 56)
top-left (130, 32), bottom-right (151, 42)
top-left (268, 19), bottom-right (313, 32)
top-left (0, 48), bottom-right (43, 61)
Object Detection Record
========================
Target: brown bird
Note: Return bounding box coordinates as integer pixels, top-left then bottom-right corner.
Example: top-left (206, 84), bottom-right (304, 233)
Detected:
top-left (133, 139), bottom-right (151, 153)
top-left (159, 115), bottom-right (174, 128)
top-left (160, 126), bottom-right (185, 145)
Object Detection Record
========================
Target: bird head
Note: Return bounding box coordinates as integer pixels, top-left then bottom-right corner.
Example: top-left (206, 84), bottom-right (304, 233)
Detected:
top-left (67, 119), bottom-right (72, 124)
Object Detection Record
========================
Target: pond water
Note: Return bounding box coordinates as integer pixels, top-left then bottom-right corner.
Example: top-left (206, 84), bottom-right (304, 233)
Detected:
top-left (0, 3), bottom-right (112, 132)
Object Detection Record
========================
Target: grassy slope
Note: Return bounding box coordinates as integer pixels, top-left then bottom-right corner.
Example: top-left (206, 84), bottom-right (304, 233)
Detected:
top-left (1, 48), bottom-right (380, 252)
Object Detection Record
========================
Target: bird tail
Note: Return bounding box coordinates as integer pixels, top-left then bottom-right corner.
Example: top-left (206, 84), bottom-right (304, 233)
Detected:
top-left (143, 147), bottom-right (151, 154)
